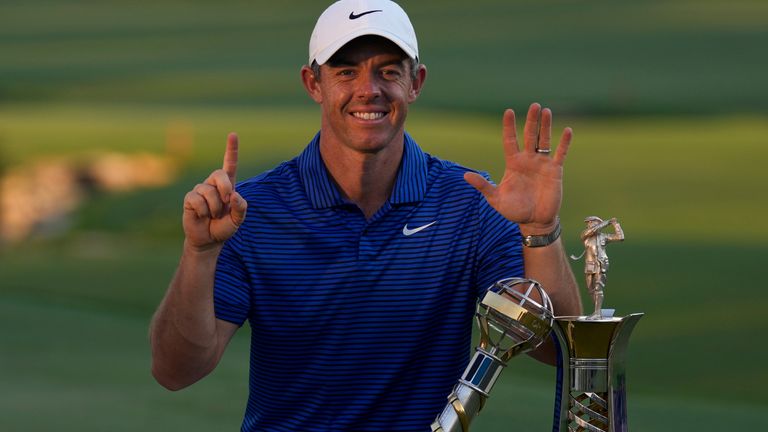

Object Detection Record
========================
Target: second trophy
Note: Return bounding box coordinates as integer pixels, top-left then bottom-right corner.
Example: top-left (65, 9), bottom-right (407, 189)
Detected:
top-left (431, 277), bottom-right (556, 432)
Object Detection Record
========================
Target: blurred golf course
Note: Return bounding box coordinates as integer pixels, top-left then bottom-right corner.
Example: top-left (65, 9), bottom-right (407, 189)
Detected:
top-left (1, 0), bottom-right (766, 430)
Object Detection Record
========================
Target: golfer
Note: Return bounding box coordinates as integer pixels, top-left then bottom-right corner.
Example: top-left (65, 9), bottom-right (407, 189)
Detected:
top-left (150, 1), bottom-right (583, 430)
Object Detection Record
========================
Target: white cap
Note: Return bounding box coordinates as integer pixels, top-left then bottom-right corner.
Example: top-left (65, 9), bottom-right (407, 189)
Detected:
top-left (309, 0), bottom-right (418, 65)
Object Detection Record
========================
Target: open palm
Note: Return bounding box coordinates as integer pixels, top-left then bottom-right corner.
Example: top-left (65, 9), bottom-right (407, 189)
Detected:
top-left (464, 103), bottom-right (572, 232)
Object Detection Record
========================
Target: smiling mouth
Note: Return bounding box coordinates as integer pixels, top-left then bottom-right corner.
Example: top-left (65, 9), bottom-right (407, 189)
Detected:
top-left (351, 112), bottom-right (387, 120)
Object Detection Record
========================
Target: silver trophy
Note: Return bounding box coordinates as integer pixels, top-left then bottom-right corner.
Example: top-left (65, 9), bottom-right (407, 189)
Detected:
top-left (551, 216), bottom-right (642, 432)
top-left (431, 278), bottom-right (555, 432)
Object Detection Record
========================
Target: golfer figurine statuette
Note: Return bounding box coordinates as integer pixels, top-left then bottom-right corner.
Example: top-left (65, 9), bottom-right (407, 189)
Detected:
top-left (570, 216), bottom-right (625, 319)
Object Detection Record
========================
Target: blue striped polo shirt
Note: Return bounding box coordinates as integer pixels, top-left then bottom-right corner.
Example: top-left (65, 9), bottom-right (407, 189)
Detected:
top-left (214, 132), bottom-right (524, 431)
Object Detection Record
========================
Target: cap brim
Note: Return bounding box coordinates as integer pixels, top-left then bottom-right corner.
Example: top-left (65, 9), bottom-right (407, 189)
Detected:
top-left (312, 28), bottom-right (417, 65)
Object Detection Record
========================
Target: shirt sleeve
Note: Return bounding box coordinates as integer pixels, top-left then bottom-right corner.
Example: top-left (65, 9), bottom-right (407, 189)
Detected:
top-left (213, 231), bottom-right (251, 326)
top-left (474, 185), bottom-right (525, 298)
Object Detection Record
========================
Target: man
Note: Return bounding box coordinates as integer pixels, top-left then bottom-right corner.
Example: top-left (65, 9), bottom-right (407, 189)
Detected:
top-left (150, 0), bottom-right (582, 430)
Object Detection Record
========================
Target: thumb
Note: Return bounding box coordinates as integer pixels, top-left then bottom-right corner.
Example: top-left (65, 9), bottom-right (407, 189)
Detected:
top-left (229, 192), bottom-right (248, 227)
top-left (463, 172), bottom-right (496, 201)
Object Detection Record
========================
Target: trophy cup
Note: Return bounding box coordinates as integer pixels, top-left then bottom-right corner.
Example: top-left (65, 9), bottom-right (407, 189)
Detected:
top-left (431, 278), bottom-right (555, 432)
top-left (550, 216), bottom-right (643, 432)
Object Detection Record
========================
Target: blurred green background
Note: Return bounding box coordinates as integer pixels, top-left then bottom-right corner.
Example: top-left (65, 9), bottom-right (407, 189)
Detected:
top-left (1, 0), bottom-right (766, 430)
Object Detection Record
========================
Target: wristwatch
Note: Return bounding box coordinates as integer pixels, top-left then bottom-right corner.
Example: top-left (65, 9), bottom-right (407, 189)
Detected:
top-left (522, 219), bottom-right (561, 248)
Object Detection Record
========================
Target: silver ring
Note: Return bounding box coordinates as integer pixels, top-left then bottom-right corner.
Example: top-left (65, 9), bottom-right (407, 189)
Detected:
top-left (535, 148), bottom-right (551, 154)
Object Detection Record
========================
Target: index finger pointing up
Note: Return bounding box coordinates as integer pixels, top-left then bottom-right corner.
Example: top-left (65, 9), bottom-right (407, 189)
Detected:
top-left (223, 132), bottom-right (239, 185)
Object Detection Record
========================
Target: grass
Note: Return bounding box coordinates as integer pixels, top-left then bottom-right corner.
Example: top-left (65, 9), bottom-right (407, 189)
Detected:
top-left (0, 293), bottom-right (249, 432)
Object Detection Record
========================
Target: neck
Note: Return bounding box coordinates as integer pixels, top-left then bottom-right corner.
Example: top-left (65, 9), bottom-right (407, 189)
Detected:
top-left (319, 134), bottom-right (404, 219)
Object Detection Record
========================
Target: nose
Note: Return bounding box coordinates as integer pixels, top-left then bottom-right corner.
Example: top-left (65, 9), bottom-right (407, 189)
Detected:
top-left (354, 71), bottom-right (382, 100)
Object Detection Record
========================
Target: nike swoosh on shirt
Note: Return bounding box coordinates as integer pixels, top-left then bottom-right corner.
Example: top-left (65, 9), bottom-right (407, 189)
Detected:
top-left (402, 221), bottom-right (437, 236)
top-left (349, 10), bottom-right (382, 20)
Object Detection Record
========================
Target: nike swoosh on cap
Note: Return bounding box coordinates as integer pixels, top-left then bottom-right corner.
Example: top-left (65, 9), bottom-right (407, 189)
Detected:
top-left (402, 221), bottom-right (437, 236)
top-left (349, 10), bottom-right (383, 20)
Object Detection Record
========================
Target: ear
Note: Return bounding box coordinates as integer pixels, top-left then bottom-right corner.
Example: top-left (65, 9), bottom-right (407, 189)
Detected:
top-left (301, 65), bottom-right (323, 104)
top-left (408, 64), bottom-right (428, 103)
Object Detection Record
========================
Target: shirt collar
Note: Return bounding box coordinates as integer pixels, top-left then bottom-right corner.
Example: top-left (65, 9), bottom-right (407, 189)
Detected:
top-left (298, 132), bottom-right (428, 209)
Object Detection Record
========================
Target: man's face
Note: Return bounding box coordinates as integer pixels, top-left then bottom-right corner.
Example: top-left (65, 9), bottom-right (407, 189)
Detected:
top-left (303, 36), bottom-right (425, 154)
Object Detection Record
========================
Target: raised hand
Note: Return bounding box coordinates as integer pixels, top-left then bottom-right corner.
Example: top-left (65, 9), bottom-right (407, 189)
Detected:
top-left (182, 133), bottom-right (248, 250)
top-left (464, 103), bottom-right (572, 233)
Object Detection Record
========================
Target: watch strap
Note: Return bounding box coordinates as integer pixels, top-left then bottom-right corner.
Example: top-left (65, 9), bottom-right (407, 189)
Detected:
top-left (522, 220), bottom-right (561, 248)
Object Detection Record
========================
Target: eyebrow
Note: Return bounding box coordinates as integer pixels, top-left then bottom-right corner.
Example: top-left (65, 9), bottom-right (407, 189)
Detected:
top-left (326, 56), bottom-right (406, 69)
top-left (326, 58), bottom-right (357, 68)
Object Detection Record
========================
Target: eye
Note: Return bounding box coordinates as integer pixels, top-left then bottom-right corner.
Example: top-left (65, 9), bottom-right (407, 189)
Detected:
top-left (336, 69), bottom-right (355, 78)
top-left (381, 68), bottom-right (402, 80)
